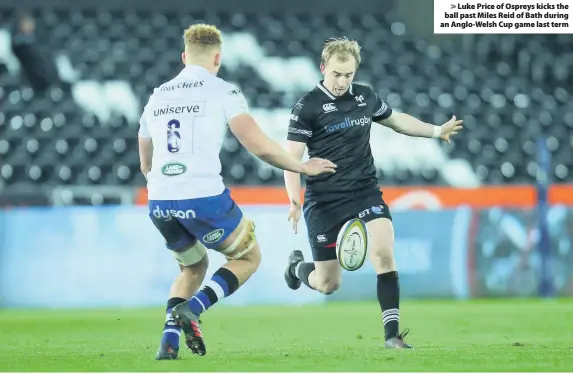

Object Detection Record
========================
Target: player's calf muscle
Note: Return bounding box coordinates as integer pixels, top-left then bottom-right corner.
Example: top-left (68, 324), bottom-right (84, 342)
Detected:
top-left (171, 256), bottom-right (209, 299)
top-left (215, 217), bottom-right (262, 285)
top-left (311, 260), bottom-right (342, 294)
top-left (225, 244), bottom-right (261, 286)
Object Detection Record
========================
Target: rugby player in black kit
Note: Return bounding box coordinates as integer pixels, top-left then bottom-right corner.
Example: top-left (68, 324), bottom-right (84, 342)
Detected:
top-left (283, 37), bottom-right (463, 349)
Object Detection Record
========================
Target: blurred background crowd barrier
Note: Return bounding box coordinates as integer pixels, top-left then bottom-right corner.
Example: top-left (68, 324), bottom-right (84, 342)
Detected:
top-left (0, 0), bottom-right (571, 309)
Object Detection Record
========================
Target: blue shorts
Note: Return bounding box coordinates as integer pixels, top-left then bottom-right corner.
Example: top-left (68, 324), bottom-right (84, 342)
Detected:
top-left (148, 189), bottom-right (243, 251)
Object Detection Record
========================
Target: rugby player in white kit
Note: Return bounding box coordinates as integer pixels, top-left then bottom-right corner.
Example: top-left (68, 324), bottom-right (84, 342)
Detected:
top-left (138, 24), bottom-right (336, 359)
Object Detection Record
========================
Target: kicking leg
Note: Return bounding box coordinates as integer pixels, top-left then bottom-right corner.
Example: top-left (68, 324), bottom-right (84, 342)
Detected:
top-left (294, 257), bottom-right (341, 294)
top-left (285, 223), bottom-right (342, 295)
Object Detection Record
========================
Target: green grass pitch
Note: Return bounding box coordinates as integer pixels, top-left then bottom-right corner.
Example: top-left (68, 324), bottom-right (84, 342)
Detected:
top-left (0, 299), bottom-right (571, 372)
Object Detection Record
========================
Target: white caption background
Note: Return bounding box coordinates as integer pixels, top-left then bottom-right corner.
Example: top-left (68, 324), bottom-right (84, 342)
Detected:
top-left (434, 0), bottom-right (573, 34)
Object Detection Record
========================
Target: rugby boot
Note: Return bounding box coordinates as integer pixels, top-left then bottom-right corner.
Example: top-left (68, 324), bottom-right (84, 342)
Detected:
top-left (284, 250), bottom-right (304, 290)
top-left (171, 302), bottom-right (206, 356)
top-left (155, 341), bottom-right (179, 360)
top-left (384, 328), bottom-right (413, 349)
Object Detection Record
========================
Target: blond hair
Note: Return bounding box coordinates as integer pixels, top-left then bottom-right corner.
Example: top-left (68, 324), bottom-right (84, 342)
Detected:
top-left (183, 24), bottom-right (223, 54)
top-left (321, 37), bottom-right (361, 67)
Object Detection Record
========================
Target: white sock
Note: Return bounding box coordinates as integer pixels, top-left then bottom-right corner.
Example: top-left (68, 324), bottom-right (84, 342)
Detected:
top-left (294, 262), bottom-right (304, 279)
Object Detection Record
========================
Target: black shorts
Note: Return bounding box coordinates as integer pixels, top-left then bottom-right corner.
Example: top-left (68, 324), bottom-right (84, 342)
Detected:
top-left (303, 190), bottom-right (392, 262)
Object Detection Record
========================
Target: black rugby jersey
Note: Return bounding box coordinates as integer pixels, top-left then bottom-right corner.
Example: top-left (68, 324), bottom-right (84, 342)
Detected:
top-left (287, 81), bottom-right (392, 203)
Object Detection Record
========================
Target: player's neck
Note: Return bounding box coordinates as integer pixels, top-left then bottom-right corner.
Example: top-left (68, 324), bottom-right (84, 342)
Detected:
top-left (319, 80), bottom-right (350, 98)
top-left (184, 62), bottom-right (216, 75)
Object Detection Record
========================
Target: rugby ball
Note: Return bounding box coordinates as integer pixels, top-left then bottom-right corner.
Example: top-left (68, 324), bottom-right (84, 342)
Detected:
top-left (336, 218), bottom-right (369, 271)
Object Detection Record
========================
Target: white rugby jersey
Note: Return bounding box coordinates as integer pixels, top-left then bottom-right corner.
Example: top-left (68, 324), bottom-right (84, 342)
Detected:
top-left (139, 64), bottom-right (249, 200)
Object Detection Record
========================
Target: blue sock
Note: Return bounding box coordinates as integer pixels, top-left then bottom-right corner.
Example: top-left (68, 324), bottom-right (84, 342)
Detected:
top-left (161, 298), bottom-right (184, 348)
top-left (188, 267), bottom-right (240, 315)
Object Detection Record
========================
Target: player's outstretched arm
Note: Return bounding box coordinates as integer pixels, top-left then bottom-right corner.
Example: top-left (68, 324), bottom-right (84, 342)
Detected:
top-left (228, 113), bottom-right (336, 176)
top-left (283, 140), bottom-right (306, 233)
top-left (138, 136), bottom-right (153, 180)
top-left (283, 140), bottom-right (306, 205)
top-left (376, 112), bottom-right (463, 144)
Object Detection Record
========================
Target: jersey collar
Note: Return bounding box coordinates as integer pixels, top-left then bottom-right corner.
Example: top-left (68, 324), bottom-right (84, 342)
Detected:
top-left (316, 81), bottom-right (354, 100)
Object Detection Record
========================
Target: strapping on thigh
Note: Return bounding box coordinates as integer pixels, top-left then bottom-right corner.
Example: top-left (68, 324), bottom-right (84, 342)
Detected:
top-left (172, 240), bottom-right (207, 266)
top-left (217, 220), bottom-right (256, 260)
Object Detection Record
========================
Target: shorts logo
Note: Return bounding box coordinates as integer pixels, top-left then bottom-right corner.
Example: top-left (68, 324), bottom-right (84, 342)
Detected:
top-left (371, 205), bottom-right (384, 214)
top-left (358, 205), bottom-right (385, 219)
top-left (161, 162), bottom-right (187, 176)
top-left (152, 206), bottom-right (196, 221)
top-left (323, 103), bottom-right (337, 113)
top-left (358, 208), bottom-right (370, 219)
top-left (317, 234), bottom-right (327, 242)
top-left (203, 229), bottom-right (224, 243)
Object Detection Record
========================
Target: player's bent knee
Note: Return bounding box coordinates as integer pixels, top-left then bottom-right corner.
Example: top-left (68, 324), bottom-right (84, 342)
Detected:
top-left (370, 245), bottom-right (396, 271)
top-left (315, 279), bottom-right (341, 295)
top-left (172, 240), bottom-right (208, 267)
top-left (244, 242), bottom-right (262, 268)
top-left (180, 253), bottom-right (209, 272)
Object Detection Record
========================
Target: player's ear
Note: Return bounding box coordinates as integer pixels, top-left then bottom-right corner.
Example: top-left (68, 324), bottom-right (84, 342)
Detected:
top-left (320, 63), bottom-right (325, 74)
top-left (214, 52), bottom-right (221, 68)
top-left (181, 52), bottom-right (186, 65)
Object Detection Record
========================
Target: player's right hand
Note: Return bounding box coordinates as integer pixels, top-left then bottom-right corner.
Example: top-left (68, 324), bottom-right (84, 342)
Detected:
top-left (287, 202), bottom-right (302, 234)
top-left (301, 158), bottom-right (336, 176)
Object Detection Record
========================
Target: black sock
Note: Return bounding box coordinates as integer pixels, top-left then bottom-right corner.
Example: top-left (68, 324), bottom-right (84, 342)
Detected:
top-left (293, 262), bottom-right (315, 290)
top-left (162, 297), bottom-right (185, 347)
top-left (188, 267), bottom-right (240, 315)
top-left (167, 297), bottom-right (186, 311)
top-left (377, 271), bottom-right (400, 340)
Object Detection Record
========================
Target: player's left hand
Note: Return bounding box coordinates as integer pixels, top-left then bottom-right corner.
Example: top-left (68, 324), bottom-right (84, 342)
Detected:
top-left (287, 202), bottom-right (302, 234)
top-left (439, 115), bottom-right (463, 144)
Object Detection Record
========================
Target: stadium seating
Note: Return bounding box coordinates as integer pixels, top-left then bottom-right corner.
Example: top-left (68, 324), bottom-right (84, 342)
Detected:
top-left (0, 8), bottom-right (571, 189)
